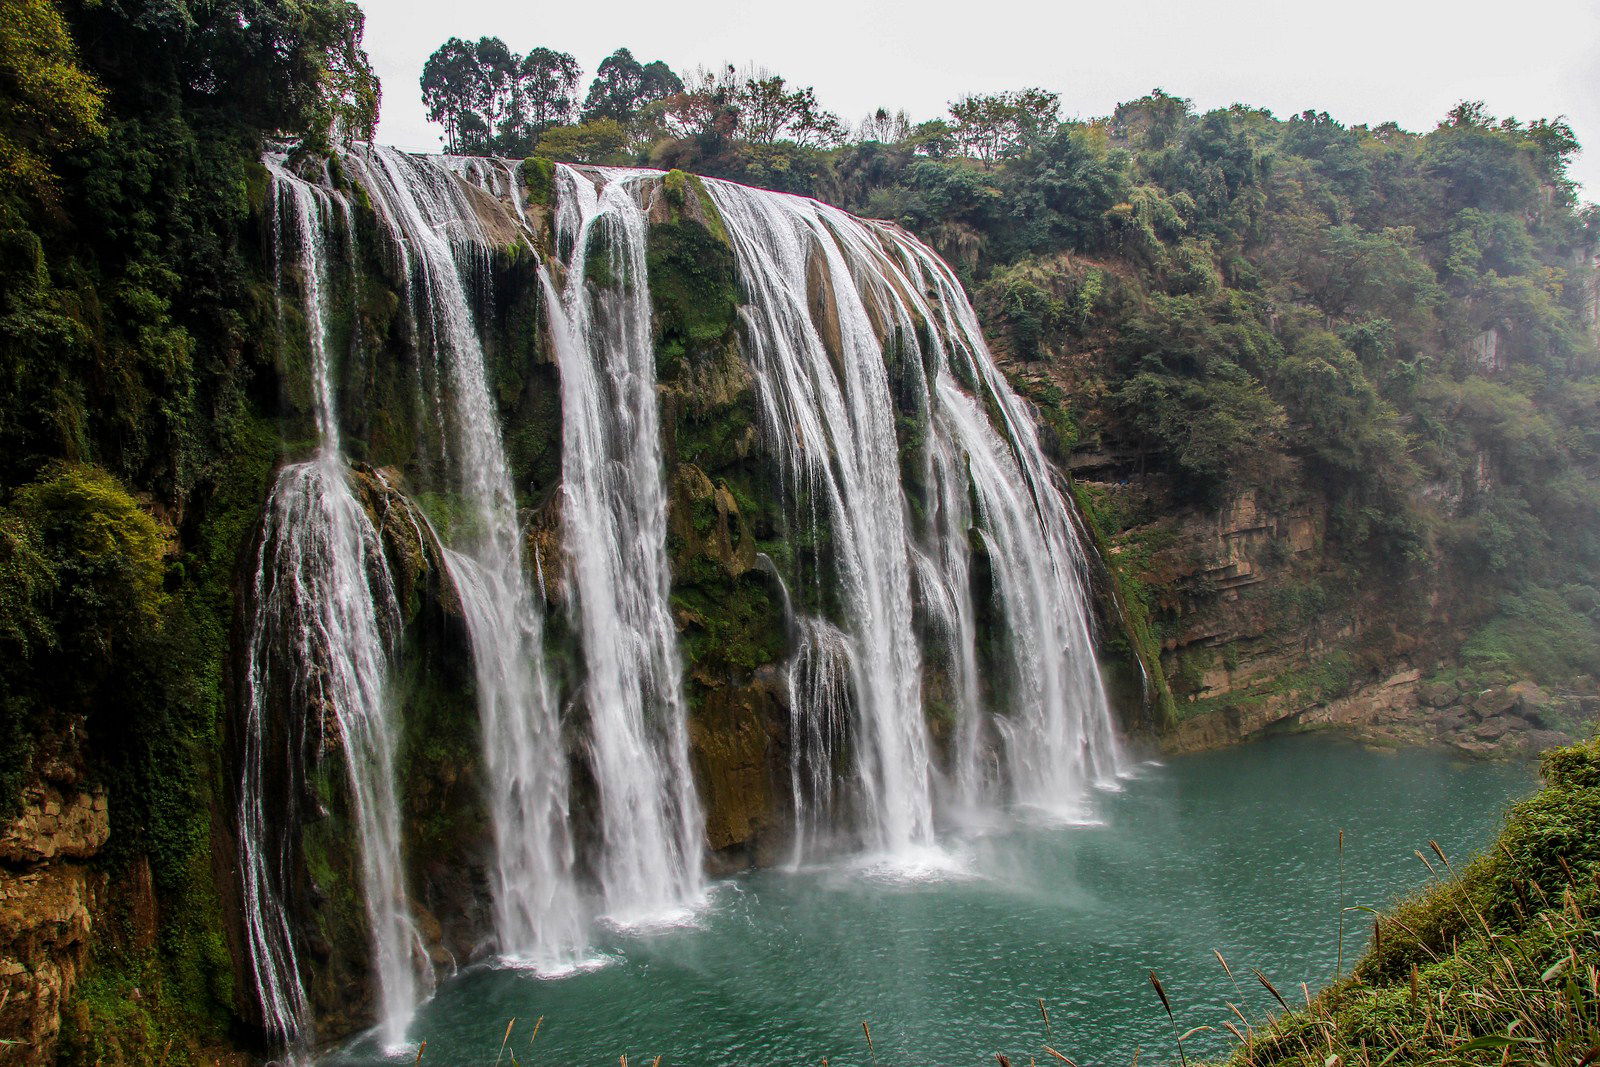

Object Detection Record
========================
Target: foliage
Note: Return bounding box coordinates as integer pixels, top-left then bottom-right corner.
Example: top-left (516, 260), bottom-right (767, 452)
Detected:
top-left (581, 47), bottom-right (683, 124)
top-left (0, 0), bottom-right (382, 1055)
top-left (421, 36), bottom-right (580, 155)
top-left (948, 88), bottom-right (1059, 163)
top-left (0, 0), bottom-right (103, 198)
top-left (1461, 585), bottom-right (1600, 685)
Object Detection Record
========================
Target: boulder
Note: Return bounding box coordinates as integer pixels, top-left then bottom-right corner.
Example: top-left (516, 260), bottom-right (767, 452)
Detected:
top-left (1509, 681), bottom-right (1552, 726)
top-left (1418, 681), bottom-right (1457, 709)
top-left (1521, 729), bottom-right (1576, 754)
top-left (1473, 716), bottom-right (1511, 741)
top-left (1473, 687), bottom-right (1519, 719)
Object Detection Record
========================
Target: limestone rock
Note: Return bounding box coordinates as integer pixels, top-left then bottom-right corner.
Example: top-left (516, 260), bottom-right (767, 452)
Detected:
top-left (1418, 681), bottom-right (1457, 708)
top-left (1473, 716), bottom-right (1512, 741)
top-left (0, 784), bottom-right (108, 865)
top-left (1473, 687), bottom-right (1518, 719)
top-left (0, 780), bottom-right (108, 1066)
top-left (1521, 729), bottom-right (1576, 754)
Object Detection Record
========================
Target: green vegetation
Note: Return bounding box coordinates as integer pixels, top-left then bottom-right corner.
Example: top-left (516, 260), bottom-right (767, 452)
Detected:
top-left (4, 2), bottom-right (1599, 1056)
top-left (1206, 737), bottom-right (1600, 1065)
top-left (0, 0), bottom-right (380, 1056)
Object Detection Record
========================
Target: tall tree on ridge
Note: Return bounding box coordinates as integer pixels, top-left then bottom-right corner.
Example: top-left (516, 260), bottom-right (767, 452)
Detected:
top-left (582, 47), bottom-right (683, 123)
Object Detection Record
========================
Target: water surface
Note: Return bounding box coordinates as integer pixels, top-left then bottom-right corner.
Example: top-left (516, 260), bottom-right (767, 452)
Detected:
top-left (328, 735), bottom-right (1533, 1065)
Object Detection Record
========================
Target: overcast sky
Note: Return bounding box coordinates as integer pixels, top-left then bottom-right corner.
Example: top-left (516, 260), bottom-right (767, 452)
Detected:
top-left (360, 0), bottom-right (1600, 200)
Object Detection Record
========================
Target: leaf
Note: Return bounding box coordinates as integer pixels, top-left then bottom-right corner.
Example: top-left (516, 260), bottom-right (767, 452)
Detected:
top-left (1456, 1034), bottom-right (1535, 1051)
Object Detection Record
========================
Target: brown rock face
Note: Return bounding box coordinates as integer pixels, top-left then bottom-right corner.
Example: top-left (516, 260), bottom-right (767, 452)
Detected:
top-left (0, 780), bottom-right (110, 1065)
top-left (689, 668), bottom-right (789, 871)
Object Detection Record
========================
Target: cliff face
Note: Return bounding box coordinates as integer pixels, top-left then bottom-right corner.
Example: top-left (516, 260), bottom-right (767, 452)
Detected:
top-left (0, 767), bottom-right (108, 1066)
top-left (1060, 412), bottom-right (1594, 758)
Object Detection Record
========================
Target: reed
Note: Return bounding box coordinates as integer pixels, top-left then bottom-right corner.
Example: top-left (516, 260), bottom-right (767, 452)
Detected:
top-left (1148, 970), bottom-right (1189, 1066)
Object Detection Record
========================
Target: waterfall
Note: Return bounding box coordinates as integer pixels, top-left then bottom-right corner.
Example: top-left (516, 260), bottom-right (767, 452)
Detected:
top-left (705, 182), bottom-right (936, 858)
top-left (786, 618), bottom-right (854, 861)
top-left (343, 146), bottom-right (586, 967)
top-left (239, 163), bottom-right (431, 1058)
top-left (888, 229), bottom-right (1126, 811)
top-left (238, 148), bottom-right (1125, 1048)
top-left (704, 177), bottom-right (1124, 854)
top-left (541, 165), bottom-right (704, 922)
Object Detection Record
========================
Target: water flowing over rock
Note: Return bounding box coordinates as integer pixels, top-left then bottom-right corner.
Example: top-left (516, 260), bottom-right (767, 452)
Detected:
top-left (240, 150), bottom-right (1123, 1047)
top-left (704, 178), bottom-right (1124, 854)
top-left (542, 165), bottom-right (704, 922)
top-left (339, 146), bottom-right (586, 969)
top-left (240, 162), bottom-right (432, 1059)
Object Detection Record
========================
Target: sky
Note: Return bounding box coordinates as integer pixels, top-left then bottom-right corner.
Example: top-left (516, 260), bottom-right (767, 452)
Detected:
top-left (360, 0), bottom-right (1600, 199)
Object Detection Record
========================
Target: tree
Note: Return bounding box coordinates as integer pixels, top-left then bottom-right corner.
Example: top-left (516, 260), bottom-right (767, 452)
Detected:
top-left (421, 37), bottom-right (485, 153)
top-left (652, 65), bottom-right (741, 141)
top-left (948, 88), bottom-right (1059, 163)
top-left (582, 48), bottom-right (682, 123)
top-left (734, 72), bottom-right (844, 147)
top-left (421, 37), bottom-right (578, 155)
top-left (0, 0), bottom-right (104, 198)
top-left (520, 47), bottom-right (581, 134)
top-left (305, 1), bottom-right (380, 146)
top-left (471, 36), bottom-right (521, 149)
top-left (859, 108), bottom-right (911, 144)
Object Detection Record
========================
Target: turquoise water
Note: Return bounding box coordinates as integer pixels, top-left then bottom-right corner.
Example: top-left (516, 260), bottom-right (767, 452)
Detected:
top-left (328, 736), bottom-right (1534, 1065)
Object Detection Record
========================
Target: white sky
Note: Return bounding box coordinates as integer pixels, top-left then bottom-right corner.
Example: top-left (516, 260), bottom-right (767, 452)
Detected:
top-left (360, 0), bottom-right (1600, 200)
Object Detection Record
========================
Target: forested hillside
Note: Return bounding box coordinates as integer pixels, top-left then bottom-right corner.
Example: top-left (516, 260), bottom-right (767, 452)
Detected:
top-left (0, 0), bottom-right (376, 1057)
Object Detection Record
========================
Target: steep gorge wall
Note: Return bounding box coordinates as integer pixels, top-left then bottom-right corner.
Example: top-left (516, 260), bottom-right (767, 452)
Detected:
top-left (994, 315), bottom-right (1596, 759)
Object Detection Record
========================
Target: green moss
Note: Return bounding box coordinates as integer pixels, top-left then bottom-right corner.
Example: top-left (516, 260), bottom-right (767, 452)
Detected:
top-left (520, 155), bottom-right (556, 206)
top-left (243, 160), bottom-right (271, 216)
top-left (1071, 482), bottom-right (1177, 727)
top-left (394, 642), bottom-right (487, 861)
top-left (671, 559), bottom-right (787, 675)
top-left (663, 167), bottom-right (690, 208)
top-left (648, 182), bottom-right (740, 380)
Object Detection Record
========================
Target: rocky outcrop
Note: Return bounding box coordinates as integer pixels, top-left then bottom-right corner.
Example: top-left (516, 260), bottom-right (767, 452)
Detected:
top-left (0, 769), bottom-right (109, 1066)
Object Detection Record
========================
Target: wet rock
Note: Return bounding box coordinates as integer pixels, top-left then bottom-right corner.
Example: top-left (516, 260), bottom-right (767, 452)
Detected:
top-left (1473, 687), bottom-right (1519, 719)
top-left (1522, 729), bottom-right (1577, 753)
top-left (0, 784), bottom-right (109, 865)
top-left (1509, 681), bottom-right (1552, 726)
top-left (1418, 682), bottom-right (1457, 708)
top-left (1452, 738), bottom-right (1500, 758)
top-left (1473, 716), bottom-right (1512, 741)
top-left (0, 779), bottom-right (108, 1065)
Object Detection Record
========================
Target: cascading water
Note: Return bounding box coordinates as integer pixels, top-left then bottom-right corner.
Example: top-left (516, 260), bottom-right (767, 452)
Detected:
top-left (884, 228), bottom-right (1126, 811)
top-left (786, 618), bottom-right (854, 861)
top-left (704, 176), bottom-right (1124, 855)
top-left (240, 149), bottom-right (1126, 1053)
top-left (239, 163), bottom-right (431, 1058)
top-left (343, 146), bottom-right (586, 967)
top-left (541, 165), bottom-right (704, 921)
top-left (706, 182), bottom-right (937, 858)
